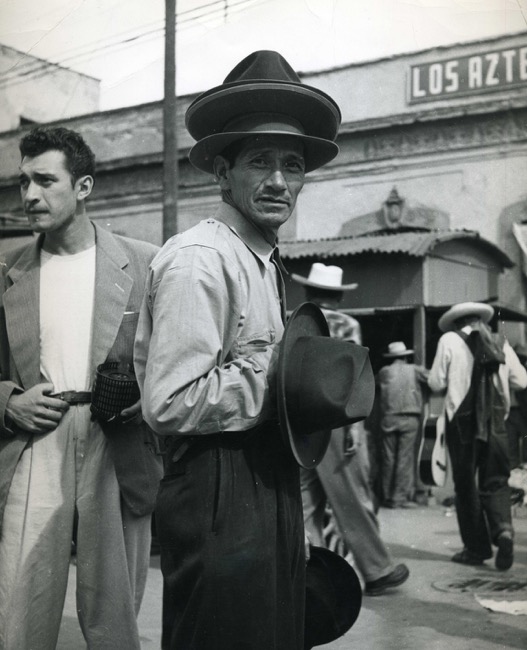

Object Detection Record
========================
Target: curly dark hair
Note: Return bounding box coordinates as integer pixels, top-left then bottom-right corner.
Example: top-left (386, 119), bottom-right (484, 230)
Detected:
top-left (19, 126), bottom-right (96, 184)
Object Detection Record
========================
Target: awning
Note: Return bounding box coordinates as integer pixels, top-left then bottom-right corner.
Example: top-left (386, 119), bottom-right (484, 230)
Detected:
top-left (280, 228), bottom-right (513, 268)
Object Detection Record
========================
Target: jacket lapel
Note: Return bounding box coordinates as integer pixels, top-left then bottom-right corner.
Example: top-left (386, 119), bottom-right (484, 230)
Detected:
top-left (91, 225), bottom-right (133, 370)
top-left (4, 240), bottom-right (42, 388)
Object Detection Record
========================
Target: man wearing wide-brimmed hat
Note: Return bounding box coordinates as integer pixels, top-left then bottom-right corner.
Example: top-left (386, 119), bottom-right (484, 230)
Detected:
top-left (429, 302), bottom-right (527, 571)
top-left (134, 51), bottom-right (342, 649)
top-left (293, 263), bottom-right (410, 596)
top-left (378, 341), bottom-right (428, 509)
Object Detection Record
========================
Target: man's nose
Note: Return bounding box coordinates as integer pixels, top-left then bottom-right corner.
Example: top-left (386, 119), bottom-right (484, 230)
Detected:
top-left (23, 181), bottom-right (40, 205)
top-left (266, 168), bottom-right (287, 190)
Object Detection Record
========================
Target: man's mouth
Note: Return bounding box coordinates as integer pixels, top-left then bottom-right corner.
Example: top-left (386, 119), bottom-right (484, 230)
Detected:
top-left (258, 197), bottom-right (289, 207)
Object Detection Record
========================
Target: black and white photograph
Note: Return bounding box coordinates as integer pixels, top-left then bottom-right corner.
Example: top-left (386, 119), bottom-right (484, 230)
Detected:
top-left (0, 1), bottom-right (527, 648)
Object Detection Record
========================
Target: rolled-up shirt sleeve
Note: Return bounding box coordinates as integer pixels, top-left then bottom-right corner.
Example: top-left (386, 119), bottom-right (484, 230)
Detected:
top-left (135, 242), bottom-right (278, 436)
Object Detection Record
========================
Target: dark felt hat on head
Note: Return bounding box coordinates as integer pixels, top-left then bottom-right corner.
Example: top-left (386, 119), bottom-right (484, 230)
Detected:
top-left (185, 50), bottom-right (341, 174)
top-left (277, 302), bottom-right (375, 469)
top-left (305, 546), bottom-right (362, 649)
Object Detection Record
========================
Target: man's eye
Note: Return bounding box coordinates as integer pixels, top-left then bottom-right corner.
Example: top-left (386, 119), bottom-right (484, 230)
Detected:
top-left (19, 178), bottom-right (29, 189)
top-left (286, 160), bottom-right (305, 173)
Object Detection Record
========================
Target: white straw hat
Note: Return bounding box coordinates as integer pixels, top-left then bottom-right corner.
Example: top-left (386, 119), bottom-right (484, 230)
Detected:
top-left (383, 341), bottom-right (414, 358)
top-left (291, 263), bottom-right (358, 291)
top-left (438, 302), bottom-right (494, 333)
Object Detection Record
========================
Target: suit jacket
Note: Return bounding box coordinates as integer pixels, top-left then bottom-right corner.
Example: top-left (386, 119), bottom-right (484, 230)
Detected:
top-left (0, 223), bottom-right (163, 532)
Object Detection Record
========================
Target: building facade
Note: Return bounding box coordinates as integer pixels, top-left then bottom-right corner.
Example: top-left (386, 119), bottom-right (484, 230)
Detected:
top-left (0, 32), bottom-right (526, 341)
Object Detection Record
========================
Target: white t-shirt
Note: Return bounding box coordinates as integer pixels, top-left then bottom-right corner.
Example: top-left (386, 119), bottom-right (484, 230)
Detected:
top-left (40, 246), bottom-right (96, 393)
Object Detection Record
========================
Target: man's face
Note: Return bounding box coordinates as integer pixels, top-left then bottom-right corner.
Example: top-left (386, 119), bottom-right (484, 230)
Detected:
top-left (19, 149), bottom-right (86, 234)
top-left (217, 135), bottom-right (306, 240)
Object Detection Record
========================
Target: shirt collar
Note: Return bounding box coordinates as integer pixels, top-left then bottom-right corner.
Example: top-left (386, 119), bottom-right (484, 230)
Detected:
top-left (214, 203), bottom-right (275, 269)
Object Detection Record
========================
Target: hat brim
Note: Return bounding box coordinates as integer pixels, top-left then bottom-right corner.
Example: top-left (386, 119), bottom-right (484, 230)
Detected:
top-left (186, 80), bottom-right (341, 142)
top-left (189, 131), bottom-right (339, 174)
top-left (305, 546), bottom-right (362, 649)
top-left (277, 302), bottom-right (331, 469)
top-left (291, 273), bottom-right (358, 292)
top-left (438, 302), bottom-right (494, 332)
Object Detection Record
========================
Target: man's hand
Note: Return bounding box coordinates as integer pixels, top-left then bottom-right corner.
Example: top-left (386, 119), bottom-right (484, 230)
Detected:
top-left (6, 383), bottom-right (69, 434)
top-left (119, 399), bottom-right (143, 425)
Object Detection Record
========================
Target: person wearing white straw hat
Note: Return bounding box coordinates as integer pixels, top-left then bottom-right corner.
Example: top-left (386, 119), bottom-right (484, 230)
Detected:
top-left (134, 51), bottom-right (342, 649)
top-left (429, 302), bottom-right (527, 570)
top-left (293, 263), bottom-right (410, 596)
top-left (378, 341), bottom-right (428, 509)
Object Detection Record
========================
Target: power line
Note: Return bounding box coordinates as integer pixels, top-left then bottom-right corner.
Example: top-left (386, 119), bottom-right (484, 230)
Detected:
top-left (0, 0), bottom-right (266, 90)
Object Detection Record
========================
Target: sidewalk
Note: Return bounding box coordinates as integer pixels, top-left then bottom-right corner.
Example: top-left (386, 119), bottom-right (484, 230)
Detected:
top-left (57, 499), bottom-right (527, 649)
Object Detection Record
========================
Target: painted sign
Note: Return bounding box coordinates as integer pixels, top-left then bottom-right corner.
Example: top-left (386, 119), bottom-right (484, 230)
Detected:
top-left (409, 45), bottom-right (527, 103)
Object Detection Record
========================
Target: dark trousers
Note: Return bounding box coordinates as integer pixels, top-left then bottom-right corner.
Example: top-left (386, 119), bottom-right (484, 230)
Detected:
top-left (157, 423), bottom-right (305, 650)
top-left (446, 418), bottom-right (513, 559)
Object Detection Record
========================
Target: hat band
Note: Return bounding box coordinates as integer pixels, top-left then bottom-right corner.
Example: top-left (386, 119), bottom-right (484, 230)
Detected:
top-left (222, 112), bottom-right (306, 136)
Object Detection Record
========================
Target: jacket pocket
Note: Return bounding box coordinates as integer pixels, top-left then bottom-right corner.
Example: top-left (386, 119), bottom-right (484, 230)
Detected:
top-left (231, 329), bottom-right (275, 359)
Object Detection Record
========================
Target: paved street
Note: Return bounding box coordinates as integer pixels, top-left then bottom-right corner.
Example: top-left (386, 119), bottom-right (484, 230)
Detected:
top-left (57, 497), bottom-right (527, 649)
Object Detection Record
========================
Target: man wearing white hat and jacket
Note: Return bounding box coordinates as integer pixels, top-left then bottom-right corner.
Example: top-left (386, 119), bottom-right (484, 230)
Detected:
top-left (428, 302), bottom-right (527, 570)
top-left (293, 262), bottom-right (410, 596)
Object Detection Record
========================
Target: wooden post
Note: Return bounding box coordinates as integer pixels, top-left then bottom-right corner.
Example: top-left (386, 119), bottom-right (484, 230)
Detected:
top-left (163, 0), bottom-right (178, 242)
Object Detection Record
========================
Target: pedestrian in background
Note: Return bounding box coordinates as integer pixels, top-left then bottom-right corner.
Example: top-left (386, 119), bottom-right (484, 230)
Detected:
top-left (428, 302), bottom-right (527, 570)
top-left (378, 341), bottom-right (428, 509)
top-left (0, 126), bottom-right (162, 649)
top-left (293, 262), bottom-right (410, 596)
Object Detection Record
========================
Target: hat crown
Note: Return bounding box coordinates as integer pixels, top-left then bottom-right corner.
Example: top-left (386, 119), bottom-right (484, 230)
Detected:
top-left (223, 50), bottom-right (300, 84)
top-left (285, 336), bottom-right (374, 437)
top-left (307, 263), bottom-right (344, 289)
top-left (185, 50), bottom-right (341, 175)
top-left (387, 341), bottom-right (408, 355)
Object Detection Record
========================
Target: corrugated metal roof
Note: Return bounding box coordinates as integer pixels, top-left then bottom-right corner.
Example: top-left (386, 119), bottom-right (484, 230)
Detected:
top-left (280, 229), bottom-right (514, 267)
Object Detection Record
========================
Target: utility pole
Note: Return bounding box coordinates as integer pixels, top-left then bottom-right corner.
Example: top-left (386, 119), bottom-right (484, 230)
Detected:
top-left (163, 0), bottom-right (178, 242)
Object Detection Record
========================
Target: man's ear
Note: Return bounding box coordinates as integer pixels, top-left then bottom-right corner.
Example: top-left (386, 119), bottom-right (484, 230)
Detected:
top-left (213, 156), bottom-right (230, 190)
top-left (76, 175), bottom-right (94, 201)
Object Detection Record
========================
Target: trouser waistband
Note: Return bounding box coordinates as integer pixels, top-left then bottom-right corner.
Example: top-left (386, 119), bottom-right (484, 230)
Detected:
top-left (52, 391), bottom-right (92, 405)
top-left (166, 421), bottom-right (280, 465)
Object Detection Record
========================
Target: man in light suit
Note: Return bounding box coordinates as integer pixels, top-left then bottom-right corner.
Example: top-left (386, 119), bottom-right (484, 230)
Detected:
top-left (0, 126), bottom-right (162, 649)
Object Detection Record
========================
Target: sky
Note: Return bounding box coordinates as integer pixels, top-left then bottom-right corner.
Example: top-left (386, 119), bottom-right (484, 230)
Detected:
top-left (0, 0), bottom-right (526, 110)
